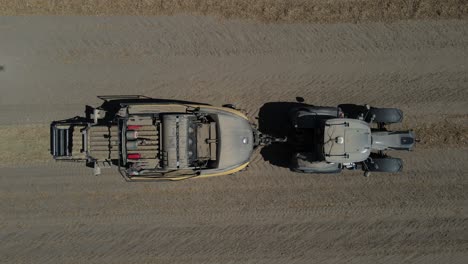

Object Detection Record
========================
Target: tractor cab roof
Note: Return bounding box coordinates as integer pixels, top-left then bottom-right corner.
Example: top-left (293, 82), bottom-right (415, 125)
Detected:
top-left (323, 118), bottom-right (371, 163)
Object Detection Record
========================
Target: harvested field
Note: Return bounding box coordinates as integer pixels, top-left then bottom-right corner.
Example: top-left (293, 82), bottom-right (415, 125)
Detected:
top-left (0, 8), bottom-right (467, 264)
top-left (0, 0), bottom-right (467, 23)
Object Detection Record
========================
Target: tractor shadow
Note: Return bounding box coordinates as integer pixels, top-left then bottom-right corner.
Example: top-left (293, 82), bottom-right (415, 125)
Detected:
top-left (257, 100), bottom-right (309, 168)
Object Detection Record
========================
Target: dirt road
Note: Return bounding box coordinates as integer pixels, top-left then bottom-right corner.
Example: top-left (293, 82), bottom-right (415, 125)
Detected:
top-left (0, 16), bottom-right (467, 263)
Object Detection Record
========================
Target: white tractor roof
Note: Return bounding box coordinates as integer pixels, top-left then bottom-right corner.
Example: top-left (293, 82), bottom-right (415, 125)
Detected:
top-left (323, 118), bottom-right (371, 163)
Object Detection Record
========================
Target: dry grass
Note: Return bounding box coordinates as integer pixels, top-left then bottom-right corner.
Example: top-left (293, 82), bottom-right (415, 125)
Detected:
top-left (0, 0), bottom-right (467, 23)
top-left (0, 125), bottom-right (50, 166)
top-left (414, 120), bottom-right (468, 148)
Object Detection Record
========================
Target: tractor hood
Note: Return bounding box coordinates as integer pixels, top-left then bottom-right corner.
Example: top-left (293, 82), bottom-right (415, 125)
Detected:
top-left (323, 118), bottom-right (371, 163)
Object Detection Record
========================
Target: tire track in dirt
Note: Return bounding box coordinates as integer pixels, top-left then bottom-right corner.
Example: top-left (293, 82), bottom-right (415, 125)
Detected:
top-left (1, 17), bottom-right (467, 123)
top-left (2, 172), bottom-right (466, 263)
top-left (2, 149), bottom-right (466, 220)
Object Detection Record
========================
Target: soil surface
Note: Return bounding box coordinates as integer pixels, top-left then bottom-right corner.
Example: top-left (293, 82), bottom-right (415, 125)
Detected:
top-left (0, 15), bottom-right (467, 263)
top-left (1, 0), bottom-right (467, 23)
